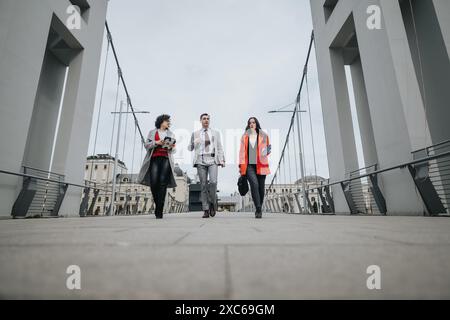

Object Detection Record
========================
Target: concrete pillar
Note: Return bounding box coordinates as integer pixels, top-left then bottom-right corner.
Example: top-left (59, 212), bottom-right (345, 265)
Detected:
top-left (395, 0), bottom-right (450, 145)
top-left (432, 0), bottom-right (450, 56)
top-left (0, 1), bottom-right (54, 216)
top-left (0, 0), bottom-right (108, 217)
top-left (352, 0), bottom-right (425, 214)
top-left (350, 57), bottom-right (378, 167)
top-left (310, 41), bottom-right (360, 212)
top-left (22, 51), bottom-right (68, 171)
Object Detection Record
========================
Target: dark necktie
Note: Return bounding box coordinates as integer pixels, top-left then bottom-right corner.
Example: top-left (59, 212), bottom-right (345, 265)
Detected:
top-left (204, 129), bottom-right (210, 149)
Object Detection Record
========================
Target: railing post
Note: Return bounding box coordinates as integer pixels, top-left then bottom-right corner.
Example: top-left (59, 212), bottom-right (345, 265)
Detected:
top-left (317, 187), bottom-right (330, 213)
top-left (408, 163), bottom-right (445, 215)
top-left (88, 188), bottom-right (99, 215)
top-left (324, 185), bottom-right (335, 213)
top-left (79, 187), bottom-right (90, 217)
top-left (369, 174), bottom-right (387, 215)
top-left (276, 196), bottom-right (282, 212)
top-left (293, 192), bottom-right (303, 214)
top-left (305, 190), bottom-right (312, 214)
top-left (53, 183), bottom-right (69, 217)
top-left (340, 181), bottom-right (358, 214)
top-left (11, 177), bottom-right (37, 218)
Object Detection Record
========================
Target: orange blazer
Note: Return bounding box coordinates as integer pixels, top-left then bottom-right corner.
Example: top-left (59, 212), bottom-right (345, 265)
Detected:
top-left (239, 130), bottom-right (271, 176)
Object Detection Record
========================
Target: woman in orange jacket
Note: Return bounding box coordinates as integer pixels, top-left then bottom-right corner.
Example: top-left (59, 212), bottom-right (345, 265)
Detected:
top-left (239, 117), bottom-right (271, 218)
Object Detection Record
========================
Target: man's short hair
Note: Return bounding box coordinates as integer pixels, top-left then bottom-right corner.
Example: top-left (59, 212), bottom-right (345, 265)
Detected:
top-left (200, 113), bottom-right (210, 120)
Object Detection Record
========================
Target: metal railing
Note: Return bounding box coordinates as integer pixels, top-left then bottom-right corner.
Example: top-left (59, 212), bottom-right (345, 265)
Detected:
top-left (263, 140), bottom-right (450, 216)
top-left (1, 167), bottom-right (188, 218)
top-left (344, 164), bottom-right (384, 215)
top-left (81, 180), bottom-right (188, 216)
top-left (410, 140), bottom-right (450, 215)
top-left (309, 141), bottom-right (450, 216)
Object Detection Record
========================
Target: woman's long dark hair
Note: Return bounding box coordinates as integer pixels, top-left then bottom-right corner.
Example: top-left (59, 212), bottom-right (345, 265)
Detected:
top-left (245, 117), bottom-right (262, 134)
top-left (155, 114), bottom-right (171, 129)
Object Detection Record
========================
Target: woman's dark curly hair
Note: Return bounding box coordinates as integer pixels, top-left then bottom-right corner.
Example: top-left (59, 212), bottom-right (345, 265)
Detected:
top-left (155, 114), bottom-right (171, 129)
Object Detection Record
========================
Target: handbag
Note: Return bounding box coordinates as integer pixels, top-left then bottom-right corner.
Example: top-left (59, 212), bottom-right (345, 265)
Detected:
top-left (237, 175), bottom-right (249, 196)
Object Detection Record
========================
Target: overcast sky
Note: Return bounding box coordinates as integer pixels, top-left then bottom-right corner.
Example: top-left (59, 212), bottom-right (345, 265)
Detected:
top-left (88, 0), bottom-right (333, 196)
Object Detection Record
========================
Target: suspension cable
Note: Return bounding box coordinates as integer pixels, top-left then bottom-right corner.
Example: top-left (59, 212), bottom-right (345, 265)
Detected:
top-left (291, 116), bottom-right (300, 183)
top-left (305, 69), bottom-right (318, 183)
top-left (105, 21), bottom-right (146, 145)
top-left (266, 30), bottom-right (314, 197)
top-left (287, 134), bottom-right (292, 186)
top-left (89, 35), bottom-right (110, 182)
top-left (131, 124), bottom-right (137, 182)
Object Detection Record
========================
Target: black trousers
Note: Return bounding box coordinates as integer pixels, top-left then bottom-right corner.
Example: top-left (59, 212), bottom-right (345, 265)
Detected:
top-left (246, 164), bottom-right (266, 212)
top-left (149, 156), bottom-right (171, 216)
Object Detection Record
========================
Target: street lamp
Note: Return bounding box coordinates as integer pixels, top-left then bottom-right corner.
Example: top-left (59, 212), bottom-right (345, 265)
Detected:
top-left (108, 101), bottom-right (150, 216)
top-left (268, 106), bottom-right (308, 213)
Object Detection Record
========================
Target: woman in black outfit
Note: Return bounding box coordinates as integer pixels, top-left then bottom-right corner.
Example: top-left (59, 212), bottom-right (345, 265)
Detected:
top-left (137, 114), bottom-right (177, 219)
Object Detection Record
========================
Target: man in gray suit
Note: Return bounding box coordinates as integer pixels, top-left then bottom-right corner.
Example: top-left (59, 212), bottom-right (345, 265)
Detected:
top-left (188, 113), bottom-right (225, 218)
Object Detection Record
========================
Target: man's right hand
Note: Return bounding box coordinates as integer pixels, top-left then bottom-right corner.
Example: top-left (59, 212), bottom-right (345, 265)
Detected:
top-left (156, 140), bottom-right (165, 146)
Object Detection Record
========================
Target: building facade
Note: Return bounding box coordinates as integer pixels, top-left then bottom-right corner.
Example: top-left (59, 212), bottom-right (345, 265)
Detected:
top-left (240, 176), bottom-right (329, 213)
top-left (310, 0), bottom-right (450, 215)
top-left (83, 155), bottom-right (190, 216)
top-left (0, 0), bottom-right (108, 217)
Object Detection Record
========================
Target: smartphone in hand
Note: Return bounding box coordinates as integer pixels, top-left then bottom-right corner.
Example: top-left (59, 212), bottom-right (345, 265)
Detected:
top-left (262, 144), bottom-right (272, 156)
top-left (163, 137), bottom-right (176, 149)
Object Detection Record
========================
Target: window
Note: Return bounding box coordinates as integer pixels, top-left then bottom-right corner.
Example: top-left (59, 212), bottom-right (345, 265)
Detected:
top-left (94, 165), bottom-right (98, 170)
top-left (105, 197), bottom-right (109, 202)
top-left (104, 165), bottom-right (107, 169)
top-left (120, 197), bottom-right (124, 201)
top-left (98, 197), bottom-right (102, 202)
top-left (85, 165), bottom-right (88, 170)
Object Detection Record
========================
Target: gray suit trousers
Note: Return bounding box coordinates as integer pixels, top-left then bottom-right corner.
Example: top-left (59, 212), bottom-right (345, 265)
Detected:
top-left (197, 163), bottom-right (218, 211)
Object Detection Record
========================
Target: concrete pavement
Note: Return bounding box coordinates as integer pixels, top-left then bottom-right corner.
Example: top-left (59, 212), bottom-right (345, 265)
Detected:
top-left (0, 212), bottom-right (450, 299)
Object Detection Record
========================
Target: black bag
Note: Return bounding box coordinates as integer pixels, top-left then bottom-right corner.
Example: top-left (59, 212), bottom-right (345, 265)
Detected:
top-left (237, 175), bottom-right (249, 196)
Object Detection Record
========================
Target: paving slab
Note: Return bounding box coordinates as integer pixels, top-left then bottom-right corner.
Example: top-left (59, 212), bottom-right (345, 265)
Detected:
top-left (0, 212), bottom-right (449, 299)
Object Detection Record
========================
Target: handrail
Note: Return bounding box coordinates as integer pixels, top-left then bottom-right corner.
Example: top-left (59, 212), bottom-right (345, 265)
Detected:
top-left (412, 139), bottom-right (450, 154)
top-left (22, 165), bottom-right (66, 177)
top-left (0, 169), bottom-right (107, 192)
top-left (349, 164), bottom-right (377, 175)
top-left (306, 150), bottom-right (450, 192)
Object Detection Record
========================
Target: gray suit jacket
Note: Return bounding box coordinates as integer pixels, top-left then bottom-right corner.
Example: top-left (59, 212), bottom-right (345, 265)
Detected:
top-left (138, 128), bottom-right (177, 188)
top-left (188, 128), bottom-right (225, 167)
